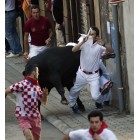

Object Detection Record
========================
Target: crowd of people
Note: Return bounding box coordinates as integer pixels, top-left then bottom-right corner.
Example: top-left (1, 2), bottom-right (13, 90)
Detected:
top-left (5, 0), bottom-right (117, 139)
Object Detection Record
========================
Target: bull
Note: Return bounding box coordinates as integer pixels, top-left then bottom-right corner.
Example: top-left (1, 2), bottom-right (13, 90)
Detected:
top-left (23, 46), bottom-right (85, 112)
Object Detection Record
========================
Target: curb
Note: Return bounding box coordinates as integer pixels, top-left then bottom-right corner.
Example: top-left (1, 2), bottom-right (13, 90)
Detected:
top-left (41, 105), bottom-right (73, 134)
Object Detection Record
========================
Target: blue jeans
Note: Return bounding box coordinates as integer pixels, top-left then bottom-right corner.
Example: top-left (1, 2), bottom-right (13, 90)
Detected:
top-left (5, 38), bottom-right (11, 52)
top-left (5, 10), bottom-right (22, 54)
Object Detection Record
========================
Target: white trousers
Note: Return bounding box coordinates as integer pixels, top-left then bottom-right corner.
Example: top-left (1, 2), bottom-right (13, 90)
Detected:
top-left (100, 75), bottom-right (109, 88)
top-left (28, 45), bottom-right (48, 58)
top-left (69, 68), bottom-right (102, 107)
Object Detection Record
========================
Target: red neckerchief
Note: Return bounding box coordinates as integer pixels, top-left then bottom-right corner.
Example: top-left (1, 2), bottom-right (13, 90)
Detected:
top-left (24, 76), bottom-right (39, 85)
top-left (89, 121), bottom-right (108, 137)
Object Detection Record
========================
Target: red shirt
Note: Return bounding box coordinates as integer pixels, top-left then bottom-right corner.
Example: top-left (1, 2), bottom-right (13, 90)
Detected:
top-left (24, 16), bottom-right (52, 46)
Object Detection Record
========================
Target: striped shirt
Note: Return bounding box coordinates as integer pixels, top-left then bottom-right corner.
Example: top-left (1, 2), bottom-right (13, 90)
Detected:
top-left (79, 37), bottom-right (106, 72)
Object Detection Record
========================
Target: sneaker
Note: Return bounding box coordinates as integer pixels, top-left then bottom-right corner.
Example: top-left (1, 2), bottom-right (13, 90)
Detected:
top-left (5, 52), bottom-right (10, 56)
top-left (104, 101), bottom-right (110, 106)
top-left (18, 52), bottom-right (23, 56)
top-left (101, 81), bottom-right (113, 95)
top-left (105, 81), bottom-right (113, 89)
top-left (109, 0), bottom-right (124, 4)
top-left (71, 103), bottom-right (79, 113)
top-left (6, 52), bottom-right (20, 58)
top-left (101, 88), bottom-right (110, 95)
top-left (95, 102), bottom-right (103, 111)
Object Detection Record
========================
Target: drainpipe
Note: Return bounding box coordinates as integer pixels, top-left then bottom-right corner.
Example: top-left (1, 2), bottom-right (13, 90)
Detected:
top-left (109, 0), bottom-right (125, 112)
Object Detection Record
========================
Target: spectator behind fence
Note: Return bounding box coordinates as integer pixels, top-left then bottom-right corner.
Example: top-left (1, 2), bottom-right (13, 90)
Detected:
top-left (5, 0), bottom-right (22, 58)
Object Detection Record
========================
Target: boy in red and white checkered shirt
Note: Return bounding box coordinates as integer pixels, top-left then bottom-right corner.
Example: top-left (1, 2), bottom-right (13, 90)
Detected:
top-left (5, 64), bottom-right (48, 140)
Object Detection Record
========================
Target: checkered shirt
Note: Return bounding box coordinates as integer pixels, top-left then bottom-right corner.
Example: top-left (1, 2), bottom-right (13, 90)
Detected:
top-left (10, 79), bottom-right (43, 118)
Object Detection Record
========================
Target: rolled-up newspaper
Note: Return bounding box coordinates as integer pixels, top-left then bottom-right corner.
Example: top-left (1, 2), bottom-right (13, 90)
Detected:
top-left (78, 27), bottom-right (92, 38)
top-left (66, 28), bottom-right (93, 47)
top-left (78, 27), bottom-right (93, 45)
top-left (87, 27), bottom-right (92, 36)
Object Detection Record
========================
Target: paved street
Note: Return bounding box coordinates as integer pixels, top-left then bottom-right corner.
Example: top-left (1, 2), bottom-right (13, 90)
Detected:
top-left (5, 95), bottom-right (63, 140)
top-left (5, 56), bottom-right (134, 140)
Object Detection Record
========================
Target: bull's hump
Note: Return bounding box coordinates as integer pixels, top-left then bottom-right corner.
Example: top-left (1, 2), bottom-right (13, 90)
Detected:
top-left (40, 46), bottom-right (73, 56)
top-left (29, 46), bottom-right (80, 65)
top-left (50, 46), bottom-right (73, 51)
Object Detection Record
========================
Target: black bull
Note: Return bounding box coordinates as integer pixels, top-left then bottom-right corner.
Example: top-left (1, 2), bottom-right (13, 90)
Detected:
top-left (24, 46), bottom-right (85, 112)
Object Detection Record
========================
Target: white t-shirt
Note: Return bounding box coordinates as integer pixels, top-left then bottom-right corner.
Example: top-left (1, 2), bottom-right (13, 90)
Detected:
top-left (69, 128), bottom-right (117, 140)
top-left (78, 36), bottom-right (106, 72)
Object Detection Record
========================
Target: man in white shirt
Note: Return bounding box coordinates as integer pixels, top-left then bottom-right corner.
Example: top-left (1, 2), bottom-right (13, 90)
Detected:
top-left (63, 110), bottom-right (117, 140)
top-left (66, 42), bottom-right (113, 108)
top-left (69, 27), bottom-right (109, 112)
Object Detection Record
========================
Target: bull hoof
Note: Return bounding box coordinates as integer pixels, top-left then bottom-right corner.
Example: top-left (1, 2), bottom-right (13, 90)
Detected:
top-left (61, 99), bottom-right (69, 105)
top-left (78, 105), bottom-right (86, 112)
